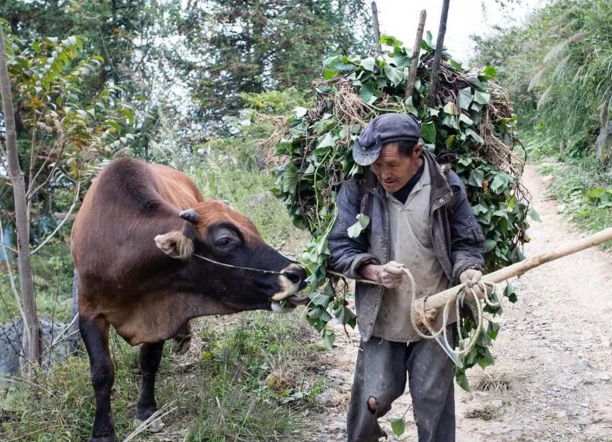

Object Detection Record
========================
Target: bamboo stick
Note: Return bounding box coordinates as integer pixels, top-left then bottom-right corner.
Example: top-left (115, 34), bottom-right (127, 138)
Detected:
top-left (405, 10), bottom-right (427, 100)
top-left (428, 0), bottom-right (451, 108)
top-left (422, 226), bottom-right (612, 312)
top-left (371, 1), bottom-right (382, 54)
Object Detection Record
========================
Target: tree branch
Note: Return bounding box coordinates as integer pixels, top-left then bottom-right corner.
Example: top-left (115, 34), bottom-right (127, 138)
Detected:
top-left (31, 180), bottom-right (80, 255)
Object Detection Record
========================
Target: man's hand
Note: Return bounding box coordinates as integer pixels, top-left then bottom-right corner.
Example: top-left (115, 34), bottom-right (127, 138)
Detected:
top-left (359, 261), bottom-right (405, 289)
top-left (459, 268), bottom-right (484, 301)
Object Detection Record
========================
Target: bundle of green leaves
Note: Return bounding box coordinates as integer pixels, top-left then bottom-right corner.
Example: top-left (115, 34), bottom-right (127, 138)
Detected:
top-left (272, 34), bottom-right (532, 390)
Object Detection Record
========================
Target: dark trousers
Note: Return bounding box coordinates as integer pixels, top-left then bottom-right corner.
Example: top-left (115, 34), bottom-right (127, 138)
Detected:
top-left (346, 332), bottom-right (456, 442)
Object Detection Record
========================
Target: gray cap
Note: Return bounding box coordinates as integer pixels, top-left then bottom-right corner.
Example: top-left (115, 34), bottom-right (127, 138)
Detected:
top-left (352, 113), bottom-right (421, 166)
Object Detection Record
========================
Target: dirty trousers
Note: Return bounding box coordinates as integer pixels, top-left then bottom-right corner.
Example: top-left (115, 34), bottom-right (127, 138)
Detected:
top-left (346, 332), bottom-right (455, 442)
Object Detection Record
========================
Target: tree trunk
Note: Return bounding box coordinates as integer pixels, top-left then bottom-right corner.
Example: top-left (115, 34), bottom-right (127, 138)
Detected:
top-left (0, 25), bottom-right (40, 370)
top-left (405, 10), bottom-right (427, 100)
top-left (428, 0), bottom-right (451, 108)
top-left (371, 1), bottom-right (382, 54)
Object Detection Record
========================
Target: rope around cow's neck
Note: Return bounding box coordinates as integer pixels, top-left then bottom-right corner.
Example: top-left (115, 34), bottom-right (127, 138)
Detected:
top-left (193, 253), bottom-right (286, 275)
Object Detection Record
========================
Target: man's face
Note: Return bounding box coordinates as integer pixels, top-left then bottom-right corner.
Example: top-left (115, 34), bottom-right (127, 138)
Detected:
top-left (371, 142), bottom-right (423, 193)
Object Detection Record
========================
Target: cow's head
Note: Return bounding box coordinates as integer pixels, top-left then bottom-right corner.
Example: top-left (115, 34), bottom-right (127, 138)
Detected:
top-left (154, 200), bottom-right (307, 312)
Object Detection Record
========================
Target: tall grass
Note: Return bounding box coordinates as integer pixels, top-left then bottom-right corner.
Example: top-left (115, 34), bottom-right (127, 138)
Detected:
top-left (0, 311), bottom-right (322, 441)
top-left (472, 0), bottom-right (612, 162)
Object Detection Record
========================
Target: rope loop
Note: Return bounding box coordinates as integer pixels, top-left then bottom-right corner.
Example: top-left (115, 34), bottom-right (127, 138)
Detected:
top-left (403, 267), bottom-right (499, 360)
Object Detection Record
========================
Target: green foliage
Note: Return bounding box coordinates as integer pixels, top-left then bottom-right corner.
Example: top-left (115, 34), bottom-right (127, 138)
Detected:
top-left (1, 0), bottom-right (164, 96)
top-left (0, 24), bottom-right (132, 325)
top-left (0, 23), bottom-right (133, 242)
top-left (273, 35), bottom-right (530, 389)
top-left (0, 312), bottom-right (321, 442)
top-left (390, 415), bottom-right (406, 436)
top-left (171, 0), bottom-right (373, 129)
top-left (472, 0), bottom-right (612, 164)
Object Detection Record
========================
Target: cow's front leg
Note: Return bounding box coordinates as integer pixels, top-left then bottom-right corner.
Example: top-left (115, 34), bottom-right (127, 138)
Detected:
top-left (136, 341), bottom-right (165, 432)
top-left (79, 316), bottom-right (116, 442)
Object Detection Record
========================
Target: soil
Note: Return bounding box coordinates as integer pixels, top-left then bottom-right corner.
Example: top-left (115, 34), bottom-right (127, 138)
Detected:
top-left (308, 165), bottom-right (612, 442)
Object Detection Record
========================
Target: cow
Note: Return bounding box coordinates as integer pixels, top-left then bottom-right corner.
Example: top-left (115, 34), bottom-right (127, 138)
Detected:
top-left (71, 158), bottom-right (307, 442)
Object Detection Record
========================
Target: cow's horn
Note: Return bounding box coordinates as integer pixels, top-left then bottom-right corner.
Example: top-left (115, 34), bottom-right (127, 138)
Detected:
top-left (179, 209), bottom-right (199, 224)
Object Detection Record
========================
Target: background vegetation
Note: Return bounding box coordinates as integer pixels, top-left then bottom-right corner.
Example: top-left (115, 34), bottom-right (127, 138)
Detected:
top-left (472, 0), bottom-right (612, 233)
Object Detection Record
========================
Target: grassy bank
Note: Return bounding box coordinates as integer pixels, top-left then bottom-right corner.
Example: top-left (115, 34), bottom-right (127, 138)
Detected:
top-left (527, 137), bottom-right (612, 247)
top-left (0, 310), bottom-right (326, 441)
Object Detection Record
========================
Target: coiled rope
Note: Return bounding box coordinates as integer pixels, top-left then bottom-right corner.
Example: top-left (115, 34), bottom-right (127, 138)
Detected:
top-left (328, 267), bottom-right (501, 360)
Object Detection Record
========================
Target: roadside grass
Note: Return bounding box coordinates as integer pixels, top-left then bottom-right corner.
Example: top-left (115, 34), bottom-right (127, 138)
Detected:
top-left (536, 160), bottom-right (612, 248)
top-left (0, 310), bottom-right (323, 442)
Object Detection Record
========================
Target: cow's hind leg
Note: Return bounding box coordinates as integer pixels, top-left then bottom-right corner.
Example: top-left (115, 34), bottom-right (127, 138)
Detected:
top-left (171, 321), bottom-right (191, 355)
top-left (136, 341), bottom-right (165, 432)
top-left (80, 316), bottom-right (116, 442)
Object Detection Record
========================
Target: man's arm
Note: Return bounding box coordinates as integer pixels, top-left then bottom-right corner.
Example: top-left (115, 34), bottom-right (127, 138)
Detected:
top-left (328, 181), bottom-right (409, 288)
top-left (446, 172), bottom-right (486, 283)
top-left (327, 181), bottom-right (379, 279)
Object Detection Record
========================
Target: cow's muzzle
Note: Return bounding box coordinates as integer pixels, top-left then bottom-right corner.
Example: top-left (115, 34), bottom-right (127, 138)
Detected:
top-left (270, 264), bottom-right (307, 302)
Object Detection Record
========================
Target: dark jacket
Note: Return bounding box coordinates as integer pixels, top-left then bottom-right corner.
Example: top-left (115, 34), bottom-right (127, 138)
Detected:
top-left (328, 150), bottom-right (486, 341)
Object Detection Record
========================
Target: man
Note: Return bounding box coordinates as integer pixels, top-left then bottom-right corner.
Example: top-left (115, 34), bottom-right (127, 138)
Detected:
top-left (328, 113), bottom-right (486, 442)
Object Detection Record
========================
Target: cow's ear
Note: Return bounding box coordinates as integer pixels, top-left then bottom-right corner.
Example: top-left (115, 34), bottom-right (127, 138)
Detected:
top-left (154, 231), bottom-right (194, 259)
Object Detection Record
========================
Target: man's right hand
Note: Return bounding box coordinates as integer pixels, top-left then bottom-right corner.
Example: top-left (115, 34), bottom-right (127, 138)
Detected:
top-left (359, 261), bottom-right (405, 289)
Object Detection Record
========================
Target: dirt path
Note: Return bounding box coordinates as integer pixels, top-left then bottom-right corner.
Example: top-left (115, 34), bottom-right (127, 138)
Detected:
top-left (309, 165), bottom-right (612, 442)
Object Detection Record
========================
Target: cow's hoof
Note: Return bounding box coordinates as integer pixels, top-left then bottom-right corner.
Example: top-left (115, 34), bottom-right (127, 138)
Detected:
top-left (134, 417), bottom-right (165, 433)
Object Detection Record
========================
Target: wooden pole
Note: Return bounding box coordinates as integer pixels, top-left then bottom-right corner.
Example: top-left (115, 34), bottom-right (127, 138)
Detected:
top-left (422, 226), bottom-right (612, 312)
top-left (371, 1), bottom-right (382, 54)
top-left (0, 25), bottom-right (40, 369)
top-left (428, 0), bottom-right (451, 108)
top-left (405, 10), bottom-right (427, 100)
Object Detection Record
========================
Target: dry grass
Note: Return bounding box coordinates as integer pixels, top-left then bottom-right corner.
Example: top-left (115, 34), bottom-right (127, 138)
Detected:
top-left (475, 370), bottom-right (513, 393)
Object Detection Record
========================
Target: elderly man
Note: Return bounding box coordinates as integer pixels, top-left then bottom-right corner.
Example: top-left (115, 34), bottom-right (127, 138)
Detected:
top-left (328, 113), bottom-right (486, 442)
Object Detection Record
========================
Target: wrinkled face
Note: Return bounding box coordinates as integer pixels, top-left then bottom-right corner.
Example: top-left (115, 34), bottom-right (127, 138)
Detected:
top-left (371, 142), bottom-right (424, 193)
top-left (154, 200), bottom-right (307, 311)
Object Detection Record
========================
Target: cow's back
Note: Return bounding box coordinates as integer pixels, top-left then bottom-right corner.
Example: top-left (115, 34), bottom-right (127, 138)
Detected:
top-left (71, 158), bottom-right (204, 307)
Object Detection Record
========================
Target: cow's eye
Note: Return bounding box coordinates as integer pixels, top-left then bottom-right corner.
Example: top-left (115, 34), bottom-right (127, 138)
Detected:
top-left (215, 237), bottom-right (234, 248)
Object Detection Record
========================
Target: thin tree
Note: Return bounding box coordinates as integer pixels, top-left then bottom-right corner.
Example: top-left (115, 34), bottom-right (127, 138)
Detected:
top-left (0, 24), bottom-right (40, 369)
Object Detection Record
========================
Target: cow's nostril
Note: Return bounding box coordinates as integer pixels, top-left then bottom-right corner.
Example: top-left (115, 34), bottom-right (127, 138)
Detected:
top-left (283, 267), bottom-right (306, 287)
top-left (284, 270), bottom-right (301, 284)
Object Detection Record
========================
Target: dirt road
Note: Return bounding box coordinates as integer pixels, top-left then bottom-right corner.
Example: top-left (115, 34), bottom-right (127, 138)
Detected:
top-left (310, 165), bottom-right (612, 442)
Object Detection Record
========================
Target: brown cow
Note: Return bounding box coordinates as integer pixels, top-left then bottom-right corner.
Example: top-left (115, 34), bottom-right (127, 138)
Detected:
top-left (71, 158), bottom-right (306, 442)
